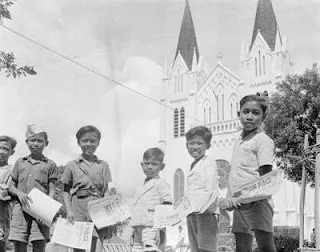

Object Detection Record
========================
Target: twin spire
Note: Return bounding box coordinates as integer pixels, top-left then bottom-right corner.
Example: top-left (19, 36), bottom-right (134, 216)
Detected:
top-left (250, 0), bottom-right (280, 51)
top-left (174, 0), bottom-right (199, 71)
top-left (174, 0), bottom-right (280, 70)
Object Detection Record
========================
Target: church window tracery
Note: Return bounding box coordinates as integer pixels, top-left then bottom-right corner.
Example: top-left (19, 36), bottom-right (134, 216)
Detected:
top-left (174, 108), bottom-right (179, 138)
top-left (180, 107), bottom-right (185, 136)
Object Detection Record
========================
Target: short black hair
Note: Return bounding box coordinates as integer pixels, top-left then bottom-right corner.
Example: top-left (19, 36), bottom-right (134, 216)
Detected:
top-left (239, 94), bottom-right (269, 115)
top-left (76, 125), bottom-right (101, 142)
top-left (0, 135), bottom-right (17, 151)
top-left (143, 147), bottom-right (164, 163)
top-left (185, 126), bottom-right (212, 145)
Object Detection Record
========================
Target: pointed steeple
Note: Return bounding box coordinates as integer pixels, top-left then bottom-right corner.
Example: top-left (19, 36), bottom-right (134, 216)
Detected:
top-left (250, 0), bottom-right (280, 51)
top-left (174, 0), bottom-right (199, 71)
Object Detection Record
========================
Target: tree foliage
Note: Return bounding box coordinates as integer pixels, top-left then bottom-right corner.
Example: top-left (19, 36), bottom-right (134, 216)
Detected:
top-left (264, 68), bottom-right (320, 185)
top-left (0, 0), bottom-right (36, 78)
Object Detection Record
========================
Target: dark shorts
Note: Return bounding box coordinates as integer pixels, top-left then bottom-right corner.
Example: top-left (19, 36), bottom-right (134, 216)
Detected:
top-left (232, 199), bottom-right (273, 235)
top-left (8, 202), bottom-right (50, 243)
top-left (187, 213), bottom-right (218, 252)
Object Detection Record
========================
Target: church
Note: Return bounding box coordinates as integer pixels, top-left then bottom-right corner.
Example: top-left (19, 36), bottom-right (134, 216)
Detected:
top-left (159, 0), bottom-right (314, 238)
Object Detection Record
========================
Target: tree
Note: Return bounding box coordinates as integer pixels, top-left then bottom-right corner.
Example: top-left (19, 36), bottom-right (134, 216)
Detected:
top-left (264, 67), bottom-right (320, 185)
top-left (0, 0), bottom-right (36, 78)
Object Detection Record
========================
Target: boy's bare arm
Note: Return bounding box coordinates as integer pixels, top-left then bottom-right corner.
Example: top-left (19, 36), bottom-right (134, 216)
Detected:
top-left (48, 179), bottom-right (56, 198)
top-left (258, 165), bottom-right (272, 176)
top-left (63, 183), bottom-right (75, 224)
top-left (8, 179), bottom-right (32, 208)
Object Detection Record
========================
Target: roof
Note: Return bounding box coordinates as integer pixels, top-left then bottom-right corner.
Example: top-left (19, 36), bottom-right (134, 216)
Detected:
top-left (250, 0), bottom-right (280, 51)
top-left (174, 0), bottom-right (199, 71)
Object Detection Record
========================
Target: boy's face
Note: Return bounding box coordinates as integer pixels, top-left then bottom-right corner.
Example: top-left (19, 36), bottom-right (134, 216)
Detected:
top-left (186, 135), bottom-right (208, 160)
top-left (78, 132), bottom-right (100, 156)
top-left (239, 101), bottom-right (264, 132)
top-left (141, 156), bottom-right (164, 179)
top-left (0, 141), bottom-right (14, 164)
top-left (26, 133), bottom-right (48, 155)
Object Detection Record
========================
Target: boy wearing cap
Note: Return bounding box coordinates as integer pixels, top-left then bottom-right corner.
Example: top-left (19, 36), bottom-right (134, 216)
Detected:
top-left (0, 136), bottom-right (17, 252)
top-left (8, 125), bottom-right (58, 252)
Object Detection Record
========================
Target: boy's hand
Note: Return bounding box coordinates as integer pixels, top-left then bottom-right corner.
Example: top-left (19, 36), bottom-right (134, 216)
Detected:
top-left (0, 183), bottom-right (8, 190)
top-left (219, 197), bottom-right (241, 210)
top-left (17, 192), bottom-right (33, 208)
top-left (37, 218), bottom-right (45, 226)
top-left (67, 211), bottom-right (75, 224)
top-left (109, 187), bottom-right (117, 195)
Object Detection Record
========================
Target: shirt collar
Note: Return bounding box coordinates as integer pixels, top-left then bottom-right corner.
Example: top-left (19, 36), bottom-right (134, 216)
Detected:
top-left (75, 155), bottom-right (102, 164)
top-left (190, 155), bottom-right (206, 171)
top-left (240, 123), bottom-right (265, 141)
top-left (23, 155), bottom-right (48, 164)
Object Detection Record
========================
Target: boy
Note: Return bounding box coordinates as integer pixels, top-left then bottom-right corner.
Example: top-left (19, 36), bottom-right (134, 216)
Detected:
top-left (8, 125), bottom-right (58, 252)
top-left (131, 147), bottom-right (172, 252)
top-left (0, 136), bottom-right (16, 252)
top-left (228, 94), bottom-right (276, 252)
top-left (61, 125), bottom-right (114, 252)
top-left (185, 126), bottom-right (240, 252)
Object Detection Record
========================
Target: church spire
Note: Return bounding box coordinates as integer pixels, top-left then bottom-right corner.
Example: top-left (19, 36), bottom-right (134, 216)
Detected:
top-left (250, 0), bottom-right (280, 51)
top-left (174, 0), bottom-right (199, 71)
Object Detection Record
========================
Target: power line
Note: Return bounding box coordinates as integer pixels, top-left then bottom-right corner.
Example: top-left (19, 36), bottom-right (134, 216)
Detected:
top-left (0, 23), bottom-right (205, 125)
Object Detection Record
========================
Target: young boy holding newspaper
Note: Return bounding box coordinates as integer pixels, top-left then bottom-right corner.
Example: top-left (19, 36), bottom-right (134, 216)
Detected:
top-left (185, 126), bottom-right (240, 252)
top-left (228, 94), bottom-right (276, 252)
top-left (8, 125), bottom-right (58, 252)
top-left (61, 125), bottom-right (115, 252)
top-left (130, 147), bottom-right (172, 252)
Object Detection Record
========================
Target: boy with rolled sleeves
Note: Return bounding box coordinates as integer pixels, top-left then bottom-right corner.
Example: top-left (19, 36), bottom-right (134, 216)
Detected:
top-left (8, 125), bottom-right (58, 252)
top-left (0, 136), bottom-right (17, 252)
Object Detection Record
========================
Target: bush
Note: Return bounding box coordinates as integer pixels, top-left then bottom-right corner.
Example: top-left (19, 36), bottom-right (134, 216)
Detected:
top-left (274, 234), bottom-right (299, 252)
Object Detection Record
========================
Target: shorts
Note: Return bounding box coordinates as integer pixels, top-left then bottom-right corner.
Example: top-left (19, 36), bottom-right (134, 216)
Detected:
top-left (8, 202), bottom-right (50, 243)
top-left (232, 199), bottom-right (273, 235)
top-left (187, 213), bottom-right (218, 252)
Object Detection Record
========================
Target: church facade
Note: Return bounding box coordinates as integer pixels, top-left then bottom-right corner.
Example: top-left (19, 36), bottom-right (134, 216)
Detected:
top-left (159, 0), bottom-right (314, 238)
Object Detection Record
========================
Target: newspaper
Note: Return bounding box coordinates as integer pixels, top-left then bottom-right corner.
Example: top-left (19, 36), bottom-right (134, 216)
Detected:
top-left (153, 205), bottom-right (181, 228)
top-left (175, 192), bottom-right (219, 218)
top-left (22, 188), bottom-right (62, 227)
top-left (87, 194), bottom-right (130, 230)
top-left (233, 169), bottom-right (284, 204)
top-left (51, 217), bottom-right (94, 250)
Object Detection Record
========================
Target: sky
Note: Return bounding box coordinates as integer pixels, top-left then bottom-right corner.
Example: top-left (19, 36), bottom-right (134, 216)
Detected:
top-left (0, 0), bottom-right (320, 199)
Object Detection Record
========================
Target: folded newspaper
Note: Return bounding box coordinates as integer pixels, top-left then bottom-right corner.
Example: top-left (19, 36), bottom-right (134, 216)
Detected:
top-left (232, 169), bottom-right (284, 204)
top-left (175, 191), bottom-right (219, 218)
top-left (51, 217), bottom-right (94, 250)
top-left (22, 188), bottom-right (62, 227)
top-left (87, 194), bottom-right (130, 229)
top-left (153, 205), bottom-right (181, 228)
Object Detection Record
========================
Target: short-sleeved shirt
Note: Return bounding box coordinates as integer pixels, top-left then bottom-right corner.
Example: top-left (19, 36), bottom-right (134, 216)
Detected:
top-left (228, 129), bottom-right (275, 195)
top-left (60, 155), bottom-right (112, 197)
top-left (131, 175), bottom-right (172, 227)
top-left (11, 156), bottom-right (58, 195)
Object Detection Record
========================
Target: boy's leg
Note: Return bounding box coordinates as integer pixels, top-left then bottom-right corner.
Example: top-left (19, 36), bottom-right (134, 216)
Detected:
top-left (0, 241), bottom-right (6, 252)
top-left (234, 232), bottom-right (253, 252)
top-left (254, 230), bottom-right (276, 252)
top-left (13, 241), bottom-right (28, 252)
top-left (31, 240), bottom-right (46, 252)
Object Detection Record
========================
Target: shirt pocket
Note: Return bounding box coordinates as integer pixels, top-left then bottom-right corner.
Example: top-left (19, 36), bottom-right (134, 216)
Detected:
top-left (35, 169), bottom-right (48, 186)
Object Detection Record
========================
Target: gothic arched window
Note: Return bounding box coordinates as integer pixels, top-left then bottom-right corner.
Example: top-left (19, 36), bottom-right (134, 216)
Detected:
top-left (263, 55), bottom-right (266, 75)
top-left (180, 107), bottom-right (185, 136)
top-left (174, 108), bottom-right (179, 138)
top-left (255, 57), bottom-right (257, 76)
top-left (259, 51), bottom-right (261, 76)
top-left (174, 168), bottom-right (185, 207)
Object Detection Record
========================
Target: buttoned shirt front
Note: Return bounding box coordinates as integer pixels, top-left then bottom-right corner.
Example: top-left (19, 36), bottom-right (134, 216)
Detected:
top-left (228, 129), bottom-right (275, 195)
top-left (61, 155), bottom-right (112, 197)
top-left (11, 155), bottom-right (58, 195)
